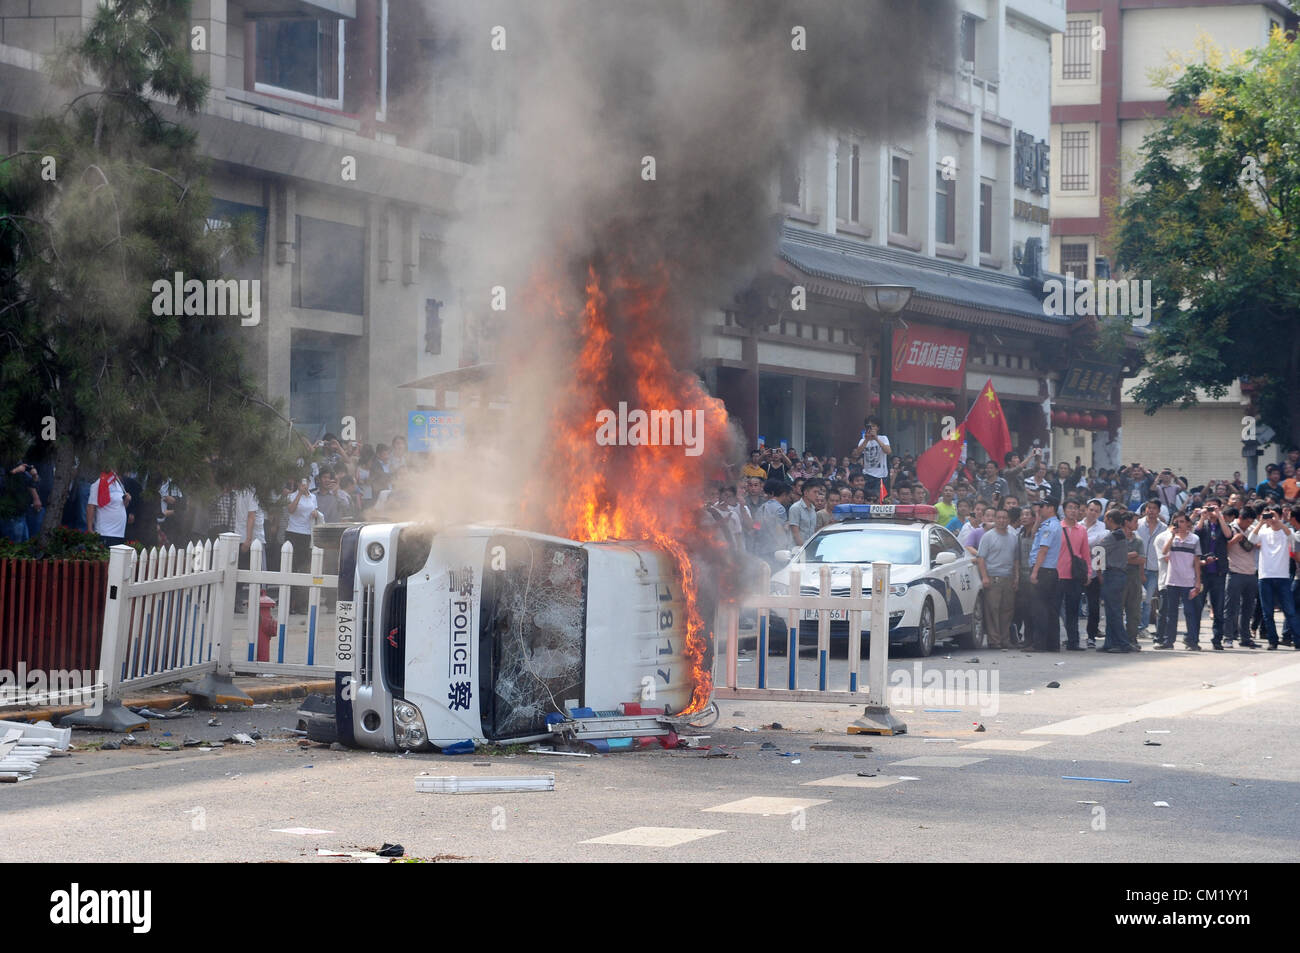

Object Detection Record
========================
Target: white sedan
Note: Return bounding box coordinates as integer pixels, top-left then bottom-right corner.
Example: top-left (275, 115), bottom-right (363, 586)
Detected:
top-left (768, 504), bottom-right (985, 657)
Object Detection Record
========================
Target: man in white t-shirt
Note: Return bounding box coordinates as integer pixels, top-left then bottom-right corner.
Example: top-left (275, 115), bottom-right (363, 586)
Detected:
top-left (1246, 507), bottom-right (1299, 649)
top-left (86, 469), bottom-right (130, 546)
top-left (854, 416), bottom-right (891, 502)
top-left (234, 488), bottom-right (266, 567)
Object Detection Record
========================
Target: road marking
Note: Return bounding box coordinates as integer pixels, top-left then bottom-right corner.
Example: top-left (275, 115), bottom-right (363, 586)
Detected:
top-left (890, 756), bottom-right (988, 767)
top-left (14, 754), bottom-right (209, 786)
top-left (702, 796), bottom-right (829, 815)
top-left (1193, 690), bottom-right (1283, 716)
top-left (803, 774), bottom-right (902, 789)
top-left (960, 739), bottom-right (1049, 751)
top-left (582, 827), bottom-right (725, 847)
top-left (1024, 662), bottom-right (1300, 736)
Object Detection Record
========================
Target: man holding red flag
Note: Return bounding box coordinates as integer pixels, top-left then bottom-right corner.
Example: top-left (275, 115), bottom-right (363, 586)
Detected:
top-left (966, 378), bottom-right (1013, 468)
top-left (917, 421), bottom-right (968, 505)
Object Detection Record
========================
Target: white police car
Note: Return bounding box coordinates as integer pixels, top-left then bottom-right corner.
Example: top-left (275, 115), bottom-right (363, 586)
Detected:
top-left (769, 504), bottom-right (984, 657)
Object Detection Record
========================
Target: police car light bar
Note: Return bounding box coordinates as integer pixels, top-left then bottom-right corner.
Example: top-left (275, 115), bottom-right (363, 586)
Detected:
top-left (833, 503), bottom-right (939, 522)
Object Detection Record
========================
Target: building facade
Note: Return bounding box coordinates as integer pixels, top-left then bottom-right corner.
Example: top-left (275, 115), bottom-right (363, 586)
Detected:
top-left (1048, 0), bottom-right (1297, 470)
top-left (703, 0), bottom-right (1138, 469)
top-left (0, 0), bottom-right (477, 448)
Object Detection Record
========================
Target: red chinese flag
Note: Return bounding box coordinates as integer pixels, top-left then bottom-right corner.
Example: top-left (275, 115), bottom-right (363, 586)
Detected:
top-left (965, 378), bottom-right (1013, 467)
top-left (917, 421), bottom-right (968, 505)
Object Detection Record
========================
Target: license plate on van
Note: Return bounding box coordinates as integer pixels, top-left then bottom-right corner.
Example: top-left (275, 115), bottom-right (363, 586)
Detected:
top-left (802, 609), bottom-right (849, 622)
top-left (335, 600), bottom-right (355, 671)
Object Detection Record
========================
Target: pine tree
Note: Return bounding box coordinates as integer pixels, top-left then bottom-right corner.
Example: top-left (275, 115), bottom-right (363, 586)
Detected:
top-left (0, 0), bottom-right (301, 549)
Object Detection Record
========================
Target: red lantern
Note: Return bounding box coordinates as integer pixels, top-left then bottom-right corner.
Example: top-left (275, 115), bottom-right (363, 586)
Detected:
top-left (1063, 412), bottom-right (1080, 428)
top-left (896, 395), bottom-right (912, 409)
top-left (1050, 410), bottom-right (1062, 427)
top-left (945, 399), bottom-right (957, 414)
top-left (870, 393), bottom-right (880, 405)
top-left (1096, 413), bottom-right (1109, 430)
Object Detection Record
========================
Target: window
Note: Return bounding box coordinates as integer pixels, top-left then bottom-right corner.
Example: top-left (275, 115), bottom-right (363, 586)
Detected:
top-left (1063, 19), bottom-right (1093, 80)
top-left (780, 151), bottom-right (802, 206)
top-left (1060, 243), bottom-right (1090, 281)
top-left (836, 141), bottom-right (862, 223)
top-left (960, 14), bottom-right (977, 66)
top-left (254, 17), bottom-right (344, 108)
top-left (1060, 130), bottom-right (1090, 191)
top-left (935, 170), bottom-right (955, 245)
top-left (891, 156), bottom-right (909, 234)
top-left (294, 216), bottom-right (365, 315)
top-left (979, 182), bottom-right (993, 255)
top-left (425, 298), bottom-right (443, 355)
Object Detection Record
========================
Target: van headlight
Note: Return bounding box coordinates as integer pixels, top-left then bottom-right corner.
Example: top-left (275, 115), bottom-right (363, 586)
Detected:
top-left (889, 584), bottom-right (908, 598)
top-left (393, 700), bottom-right (429, 749)
top-left (367, 542), bottom-right (386, 562)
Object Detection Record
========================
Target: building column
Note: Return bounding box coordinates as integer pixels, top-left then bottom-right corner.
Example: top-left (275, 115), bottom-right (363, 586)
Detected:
top-left (190, 0), bottom-right (228, 94)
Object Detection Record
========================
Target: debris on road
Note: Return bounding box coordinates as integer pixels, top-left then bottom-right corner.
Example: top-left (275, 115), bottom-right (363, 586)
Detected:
top-left (1062, 776), bottom-right (1131, 783)
top-left (272, 827), bottom-right (336, 835)
top-left (232, 733), bottom-right (256, 745)
top-left (377, 842), bottom-right (405, 857)
top-left (526, 747), bottom-right (591, 758)
top-left (1146, 730), bottom-right (1170, 734)
top-left (974, 724), bottom-right (986, 732)
top-left (1144, 740), bottom-right (1162, 747)
top-left (1153, 801), bottom-right (1171, 808)
top-left (760, 722), bottom-right (784, 730)
top-left (1046, 681), bottom-right (1061, 688)
top-left (415, 774), bottom-right (554, 794)
top-left (810, 743), bottom-right (873, 752)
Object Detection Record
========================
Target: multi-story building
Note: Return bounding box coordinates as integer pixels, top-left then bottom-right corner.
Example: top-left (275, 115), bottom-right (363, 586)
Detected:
top-left (0, 0), bottom-right (476, 447)
top-left (704, 0), bottom-right (1139, 467)
top-left (1049, 0), bottom-right (1296, 473)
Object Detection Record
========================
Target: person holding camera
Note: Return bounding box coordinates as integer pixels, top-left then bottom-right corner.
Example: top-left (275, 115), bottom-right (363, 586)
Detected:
top-left (1245, 506), bottom-right (1299, 649)
top-left (285, 475), bottom-right (322, 614)
top-left (854, 416), bottom-right (891, 501)
top-left (1194, 499), bottom-right (1234, 649)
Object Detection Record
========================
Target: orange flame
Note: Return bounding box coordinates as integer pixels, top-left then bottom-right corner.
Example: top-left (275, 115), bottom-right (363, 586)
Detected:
top-left (533, 263), bottom-right (730, 714)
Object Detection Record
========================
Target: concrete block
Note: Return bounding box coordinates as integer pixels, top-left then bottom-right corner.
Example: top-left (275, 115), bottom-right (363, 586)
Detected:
top-left (3, 16), bottom-right (57, 53)
top-left (54, 15), bottom-right (83, 42)
top-left (0, 0), bottom-right (31, 18)
top-left (40, 0), bottom-right (81, 15)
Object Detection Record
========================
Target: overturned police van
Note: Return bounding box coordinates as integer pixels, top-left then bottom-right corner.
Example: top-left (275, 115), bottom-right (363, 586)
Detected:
top-left (327, 522), bottom-right (708, 751)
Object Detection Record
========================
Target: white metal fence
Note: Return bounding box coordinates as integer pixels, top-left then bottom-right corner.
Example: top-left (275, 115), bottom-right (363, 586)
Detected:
top-left (715, 561), bottom-right (898, 717)
top-left (96, 533), bottom-right (338, 705)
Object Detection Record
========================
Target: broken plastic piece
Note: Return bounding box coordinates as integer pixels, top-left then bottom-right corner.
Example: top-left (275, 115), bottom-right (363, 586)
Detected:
top-left (377, 843), bottom-right (405, 857)
top-left (1046, 681), bottom-right (1061, 688)
top-left (1062, 776), bottom-right (1131, 783)
top-left (1153, 801), bottom-right (1170, 808)
top-left (440, 740), bottom-right (476, 755)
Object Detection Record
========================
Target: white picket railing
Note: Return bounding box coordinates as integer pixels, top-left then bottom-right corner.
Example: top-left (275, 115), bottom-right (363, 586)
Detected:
top-left (97, 533), bottom-right (338, 704)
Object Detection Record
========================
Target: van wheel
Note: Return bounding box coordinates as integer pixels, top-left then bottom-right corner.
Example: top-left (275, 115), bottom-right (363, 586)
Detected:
top-left (912, 601), bottom-right (935, 657)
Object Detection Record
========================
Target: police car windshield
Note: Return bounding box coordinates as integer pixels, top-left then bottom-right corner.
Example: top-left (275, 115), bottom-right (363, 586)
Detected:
top-left (802, 528), bottom-right (922, 565)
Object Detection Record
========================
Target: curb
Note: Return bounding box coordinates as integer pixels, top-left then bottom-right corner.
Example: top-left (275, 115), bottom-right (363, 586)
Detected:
top-left (1, 679), bottom-right (334, 726)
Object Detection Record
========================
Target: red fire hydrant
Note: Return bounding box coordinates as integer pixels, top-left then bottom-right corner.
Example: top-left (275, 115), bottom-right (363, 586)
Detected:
top-left (257, 593), bottom-right (277, 662)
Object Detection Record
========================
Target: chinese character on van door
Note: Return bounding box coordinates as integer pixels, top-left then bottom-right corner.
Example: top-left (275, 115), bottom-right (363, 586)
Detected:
top-left (448, 566), bottom-right (474, 597)
top-left (447, 681), bottom-right (473, 711)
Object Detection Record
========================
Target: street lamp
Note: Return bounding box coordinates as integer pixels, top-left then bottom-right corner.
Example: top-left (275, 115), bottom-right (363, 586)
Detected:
top-left (862, 285), bottom-right (914, 437)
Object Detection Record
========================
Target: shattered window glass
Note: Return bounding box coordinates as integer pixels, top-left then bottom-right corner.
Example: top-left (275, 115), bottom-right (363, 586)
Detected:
top-left (480, 537), bottom-right (587, 739)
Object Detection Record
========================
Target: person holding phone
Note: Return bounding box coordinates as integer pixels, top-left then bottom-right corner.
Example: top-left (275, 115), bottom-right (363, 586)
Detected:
top-left (1156, 512), bottom-right (1203, 649)
top-left (854, 415), bottom-right (891, 501)
top-left (286, 475), bottom-right (322, 614)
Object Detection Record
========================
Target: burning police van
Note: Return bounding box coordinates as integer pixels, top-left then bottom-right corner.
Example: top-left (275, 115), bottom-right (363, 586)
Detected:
top-left (332, 522), bottom-right (707, 751)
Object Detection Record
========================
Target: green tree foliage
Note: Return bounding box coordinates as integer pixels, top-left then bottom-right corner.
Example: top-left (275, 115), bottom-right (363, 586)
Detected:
top-left (1116, 31), bottom-right (1300, 450)
top-left (0, 0), bottom-right (301, 547)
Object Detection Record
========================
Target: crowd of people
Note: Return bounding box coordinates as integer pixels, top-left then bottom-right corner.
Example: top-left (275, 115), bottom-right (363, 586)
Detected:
top-left (704, 417), bottom-right (1300, 654)
top-left (2, 433), bottom-right (431, 610)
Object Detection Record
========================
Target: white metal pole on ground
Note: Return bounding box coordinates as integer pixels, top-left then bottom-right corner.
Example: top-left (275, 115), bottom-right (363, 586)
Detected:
top-left (307, 545), bottom-right (324, 665)
top-left (246, 539), bottom-right (264, 662)
top-left (58, 546), bottom-right (147, 732)
top-left (848, 560), bottom-right (906, 735)
top-left (725, 602), bottom-right (739, 691)
top-left (182, 533), bottom-right (252, 708)
top-left (816, 565), bottom-right (831, 691)
top-left (847, 566), bottom-right (863, 693)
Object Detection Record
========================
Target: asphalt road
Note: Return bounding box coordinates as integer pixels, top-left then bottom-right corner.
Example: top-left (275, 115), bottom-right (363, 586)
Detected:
top-left (3, 637), bottom-right (1298, 863)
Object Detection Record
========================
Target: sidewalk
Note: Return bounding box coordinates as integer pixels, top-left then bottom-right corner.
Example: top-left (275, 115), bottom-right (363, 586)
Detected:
top-left (1, 675), bottom-right (333, 725)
